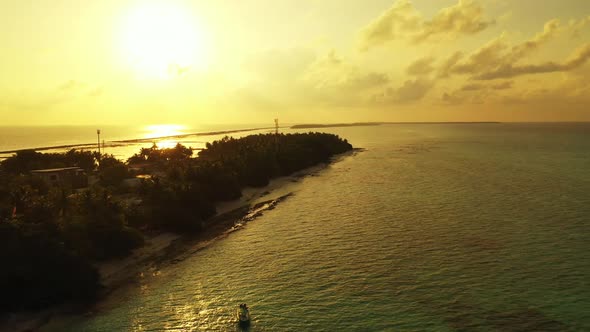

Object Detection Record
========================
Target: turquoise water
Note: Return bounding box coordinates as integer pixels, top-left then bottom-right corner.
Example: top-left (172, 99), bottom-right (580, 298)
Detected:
top-left (45, 123), bottom-right (590, 331)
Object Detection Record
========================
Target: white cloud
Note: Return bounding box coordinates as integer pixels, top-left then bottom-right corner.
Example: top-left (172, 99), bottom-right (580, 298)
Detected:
top-left (359, 0), bottom-right (494, 51)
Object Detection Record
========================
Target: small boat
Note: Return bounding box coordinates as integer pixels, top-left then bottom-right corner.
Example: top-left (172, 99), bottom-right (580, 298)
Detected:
top-left (236, 303), bottom-right (251, 325)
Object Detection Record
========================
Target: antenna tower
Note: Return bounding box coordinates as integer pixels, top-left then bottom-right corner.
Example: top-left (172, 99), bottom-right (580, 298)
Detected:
top-left (97, 129), bottom-right (101, 155)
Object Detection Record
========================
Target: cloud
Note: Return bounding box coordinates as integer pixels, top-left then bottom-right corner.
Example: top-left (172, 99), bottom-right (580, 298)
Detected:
top-left (506, 19), bottom-right (561, 62)
top-left (304, 50), bottom-right (389, 91)
top-left (497, 73), bottom-right (590, 107)
top-left (474, 43), bottom-right (590, 80)
top-left (437, 51), bottom-right (464, 78)
top-left (396, 78), bottom-right (434, 102)
top-left (359, 0), bottom-right (421, 51)
top-left (441, 86), bottom-right (488, 105)
top-left (441, 92), bottom-right (461, 104)
top-left (440, 79), bottom-right (514, 105)
top-left (234, 48), bottom-right (391, 110)
top-left (241, 48), bottom-right (451, 108)
top-left (428, 18), bottom-right (589, 108)
top-left (461, 83), bottom-right (484, 91)
top-left (373, 78), bottom-right (434, 104)
top-left (491, 81), bottom-right (513, 90)
top-left (449, 80), bottom-right (512, 97)
top-left (359, 0), bottom-right (493, 51)
top-left (449, 35), bottom-right (508, 75)
top-left (344, 71), bottom-right (391, 90)
top-left (569, 16), bottom-right (590, 38)
top-left (442, 91), bottom-right (471, 105)
top-left (414, 0), bottom-right (494, 43)
top-left (441, 62), bottom-right (590, 107)
top-left (406, 57), bottom-right (435, 76)
top-left (436, 19), bottom-right (590, 80)
top-left (454, 80), bottom-right (513, 95)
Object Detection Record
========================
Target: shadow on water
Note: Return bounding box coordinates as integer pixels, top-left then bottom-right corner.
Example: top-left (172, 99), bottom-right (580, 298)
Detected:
top-left (236, 324), bottom-right (251, 332)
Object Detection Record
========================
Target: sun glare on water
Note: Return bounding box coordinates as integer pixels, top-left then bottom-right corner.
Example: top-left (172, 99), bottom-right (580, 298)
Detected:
top-left (143, 124), bottom-right (186, 149)
top-left (121, 2), bottom-right (207, 79)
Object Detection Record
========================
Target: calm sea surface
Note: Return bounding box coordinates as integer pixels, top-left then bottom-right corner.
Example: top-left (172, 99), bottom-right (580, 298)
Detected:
top-left (41, 123), bottom-right (590, 331)
top-left (0, 124), bottom-right (274, 160)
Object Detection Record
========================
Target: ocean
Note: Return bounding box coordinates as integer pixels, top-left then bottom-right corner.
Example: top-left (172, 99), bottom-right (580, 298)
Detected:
top-left (0, 124), bottom-right (275, 160)
top-left (26, 123), bottom-right (590, 331)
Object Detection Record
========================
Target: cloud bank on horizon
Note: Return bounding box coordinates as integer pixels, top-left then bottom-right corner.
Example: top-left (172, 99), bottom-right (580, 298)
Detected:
top-left (0, 0), bottom-right (589, 124)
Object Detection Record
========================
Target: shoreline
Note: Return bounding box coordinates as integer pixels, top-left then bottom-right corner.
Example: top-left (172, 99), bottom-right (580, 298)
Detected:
top-left (99, 159), bottom-right (332, 292)
top-left (0, 150), bottom-right (358, 332)
top-left (0, 126), bottom-right (275, 155)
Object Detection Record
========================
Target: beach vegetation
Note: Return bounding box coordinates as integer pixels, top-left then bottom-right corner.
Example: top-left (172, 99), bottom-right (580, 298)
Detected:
top-left (0, 132), bottom-right (352, 313)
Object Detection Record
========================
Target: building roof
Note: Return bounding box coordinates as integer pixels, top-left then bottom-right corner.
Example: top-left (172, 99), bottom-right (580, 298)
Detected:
top-left (30, 167), bottom-right (83, 173)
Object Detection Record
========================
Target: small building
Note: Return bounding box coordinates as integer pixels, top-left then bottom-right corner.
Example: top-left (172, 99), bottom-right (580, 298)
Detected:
top-left (31, 167), bottom-right (88, 189)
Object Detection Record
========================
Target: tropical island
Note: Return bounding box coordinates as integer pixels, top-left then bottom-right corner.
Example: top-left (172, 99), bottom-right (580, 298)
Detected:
top-left (0, 132), bottom-right (352, 315)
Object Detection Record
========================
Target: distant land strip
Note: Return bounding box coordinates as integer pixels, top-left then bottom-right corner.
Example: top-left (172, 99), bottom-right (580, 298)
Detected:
top-left (291, 122), bottom-right (500, 129)
top-left (291, 122), bottom-right (383, 129)
top-left (112, 127), bottom-right (275, 143)
top-left (0, 127), bottom-right (275, 154)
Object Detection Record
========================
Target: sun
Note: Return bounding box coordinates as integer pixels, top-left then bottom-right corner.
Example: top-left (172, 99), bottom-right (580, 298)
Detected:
top-left (121, 2), bottom-right (207, 79)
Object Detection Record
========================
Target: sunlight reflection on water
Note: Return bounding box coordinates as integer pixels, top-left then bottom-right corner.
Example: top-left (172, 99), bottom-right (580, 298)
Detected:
top-left (43, 124), bottom-right (590, 331)
top-left (142, 124), bottom-right (186, 139)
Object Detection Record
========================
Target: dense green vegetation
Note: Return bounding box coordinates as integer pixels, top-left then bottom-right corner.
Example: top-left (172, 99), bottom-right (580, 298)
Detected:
top-left (1, 149), bottom-right (97, 174)
top-left (0, 132), bottom-right (352, 313)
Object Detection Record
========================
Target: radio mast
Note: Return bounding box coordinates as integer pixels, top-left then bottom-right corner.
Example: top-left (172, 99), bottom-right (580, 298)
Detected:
top-left (97, 129), bottom-right (101, 155)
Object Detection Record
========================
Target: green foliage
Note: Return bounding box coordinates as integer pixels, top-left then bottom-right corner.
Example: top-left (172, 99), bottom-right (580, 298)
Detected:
top-left (134, 179), bottom-right (215, 232)
top-left (127, 143), bottom-right (192, 165)
top-left (0, 177), bottom-right (142, 313)
top-left (62, 188), bottom-right (144, 260)
top-left (0, 221), bottom-right (100, 312)
top-left (0, 149), bottom-right (97, 175)
top-left (64, 149), bottom-right (97, 172)
top-left (184, 161), bottom-right (242, 201)
top-left (98, 155), bottom-right (130, 187)
top-left (199, 132), bottom-right (353, 182)
top-left (1, 175), bottom-right (52, 222)
top-left (0, 132), bottom-right (352, 313)
top-left (129, 133), bottom-right (352, 232)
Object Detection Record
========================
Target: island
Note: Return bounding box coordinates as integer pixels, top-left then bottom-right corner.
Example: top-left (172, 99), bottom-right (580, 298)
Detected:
top-left (0, 132), bottom-right (352, 315)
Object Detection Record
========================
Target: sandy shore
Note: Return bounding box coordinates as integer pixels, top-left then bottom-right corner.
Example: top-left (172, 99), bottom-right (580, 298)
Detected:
top-left (0, 157), bottom-right (341, 332)
top-left (99, 161), bottom-right (328, 291)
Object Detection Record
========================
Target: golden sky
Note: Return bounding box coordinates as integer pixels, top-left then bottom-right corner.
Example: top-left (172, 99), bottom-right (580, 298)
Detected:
top-left (1, 0), bottom-right (589, 125)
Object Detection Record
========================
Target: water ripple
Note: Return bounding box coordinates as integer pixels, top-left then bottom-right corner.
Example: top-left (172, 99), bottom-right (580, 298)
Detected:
top-left (47, 124), bottom-right (590, 331)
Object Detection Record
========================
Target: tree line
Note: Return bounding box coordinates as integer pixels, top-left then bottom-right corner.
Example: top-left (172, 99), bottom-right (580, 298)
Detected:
top-left (0, 132), bottom-right (352, 312)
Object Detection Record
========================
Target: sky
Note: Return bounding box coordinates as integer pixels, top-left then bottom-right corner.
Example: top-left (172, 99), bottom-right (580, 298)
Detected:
top-left (1, 0), bottom-right (589, 125)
